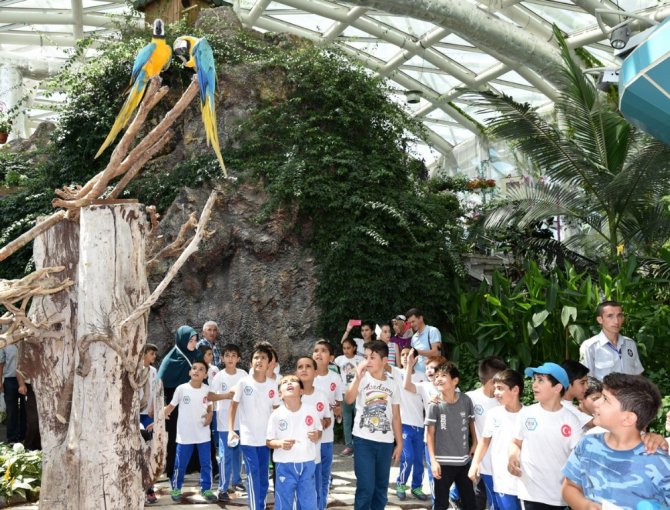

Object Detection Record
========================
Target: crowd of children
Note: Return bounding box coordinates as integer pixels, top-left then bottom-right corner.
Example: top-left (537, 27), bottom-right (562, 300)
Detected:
top-left (141, 307), bottom-right (670, 510)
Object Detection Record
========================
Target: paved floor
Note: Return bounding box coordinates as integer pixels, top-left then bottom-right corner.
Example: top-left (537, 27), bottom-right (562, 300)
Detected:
top-left (15, 443), bottom-right (432, 509)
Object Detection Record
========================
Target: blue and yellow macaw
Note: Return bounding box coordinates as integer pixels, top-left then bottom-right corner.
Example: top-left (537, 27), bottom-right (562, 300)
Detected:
top-left (173, 36), bottom-right (227, 176)
top-left (95, 19), bottom-right (172, 159)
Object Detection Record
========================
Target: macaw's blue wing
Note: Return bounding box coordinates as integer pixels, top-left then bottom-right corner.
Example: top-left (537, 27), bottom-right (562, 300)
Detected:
top-left (131, 42), bottom-right (157, 87)
top-left (193, 37), bottom-right (226, 176)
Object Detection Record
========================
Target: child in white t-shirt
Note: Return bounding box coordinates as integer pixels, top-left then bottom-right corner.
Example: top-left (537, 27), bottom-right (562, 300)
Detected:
top-left (403, 351), bottom-right (445, 499)
top-left (469, 369), bottom-right (525, 510)
top-left (465, 357), bottom-right (506, 508)
top-left (334, 338), bottom-right (363, 456)
top-left (345, 339), bottom-right (402, 509)
top-left (267, 374), bottom-right (323, 510)
top-left (313, 340), bottom-right (343, 510)
top-left (228, 344), bottom-right (280, 510)
top-left (164, 360), bottom-right (217, 503)
top-left (296, 355), bottom-right (332, 510)
top-left (508, 363), bottom-right (581, 510)
top-left (139, 343), bottom-right (158, 505)
top-left (393, 347), bottom-right (428, 501)
top-left (207, 344), bottom-right (247, 501)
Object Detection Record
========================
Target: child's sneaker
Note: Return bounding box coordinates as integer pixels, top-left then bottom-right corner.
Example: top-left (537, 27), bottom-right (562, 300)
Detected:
top-left (411, 487), bottom-right (428, 501)
top-left (145, 491), bottom-right (158, 505)
top-left (396, 483), bottom-right (407, 500)
top-left (218, 490), bottom-right (230, 502)
top-left (170, 489), bottom-right (182, 502)
top-left (234, 482), bottom-right (247, 493)
top-left (341, 446), bottom-right (354, 456)
top-left (202, 489), bottom-right (218, 502)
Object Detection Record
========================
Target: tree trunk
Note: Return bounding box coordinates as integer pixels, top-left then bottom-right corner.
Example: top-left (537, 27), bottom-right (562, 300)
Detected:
top-left (24, 202), bottom-right (165, 509)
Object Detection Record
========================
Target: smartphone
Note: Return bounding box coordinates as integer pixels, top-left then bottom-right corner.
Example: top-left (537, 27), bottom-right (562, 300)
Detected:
top-left (348, 319), bottom-right (362, 328)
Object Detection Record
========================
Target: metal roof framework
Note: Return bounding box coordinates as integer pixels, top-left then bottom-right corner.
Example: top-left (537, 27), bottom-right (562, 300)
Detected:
top-left (0, 0), bottom-right (667, 167)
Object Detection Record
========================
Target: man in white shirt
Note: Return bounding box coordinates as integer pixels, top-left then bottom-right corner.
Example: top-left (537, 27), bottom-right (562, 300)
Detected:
top-left (579, 301), bottom-right (643, 381)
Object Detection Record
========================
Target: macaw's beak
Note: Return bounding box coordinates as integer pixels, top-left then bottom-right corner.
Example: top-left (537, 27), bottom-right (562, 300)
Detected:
top-left (173, 38), bottom-right (190, 65)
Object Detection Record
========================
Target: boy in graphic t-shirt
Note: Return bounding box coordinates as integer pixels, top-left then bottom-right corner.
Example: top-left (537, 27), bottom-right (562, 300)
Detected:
top-left (228, 344), bottom-right (280, 510)
top-left (164, 360), bottom-right (217, 503)
top-left (345, 339), bottom-right (402, 510)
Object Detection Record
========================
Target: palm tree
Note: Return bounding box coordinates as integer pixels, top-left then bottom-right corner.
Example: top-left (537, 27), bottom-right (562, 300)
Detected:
top-left (472, 28), bottom-right (670, 262)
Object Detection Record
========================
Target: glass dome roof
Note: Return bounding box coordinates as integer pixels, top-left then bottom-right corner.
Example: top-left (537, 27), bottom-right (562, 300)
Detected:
top-left (0, 0), bottom-right (666, 168)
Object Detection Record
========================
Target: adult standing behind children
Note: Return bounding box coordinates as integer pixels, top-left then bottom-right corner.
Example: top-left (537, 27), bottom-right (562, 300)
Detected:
top-left (579, 301), bottom-right (643, 381)
top-left (157, 325), bottom-right (200, 479)
top-left (197, 321), bottom-right (223, 369)
top-left (406, 308), bottom-right (442, 373)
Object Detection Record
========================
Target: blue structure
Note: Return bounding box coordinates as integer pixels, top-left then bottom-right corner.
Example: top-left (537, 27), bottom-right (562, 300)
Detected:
top-left (619, 17), bottom-right (670, 145)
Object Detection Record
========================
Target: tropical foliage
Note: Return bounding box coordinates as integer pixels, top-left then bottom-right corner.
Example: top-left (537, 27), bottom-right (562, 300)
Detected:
top-left (0, 443), bottom-right (41, 501)
top-left (472, 28), bottom-right (670, 262)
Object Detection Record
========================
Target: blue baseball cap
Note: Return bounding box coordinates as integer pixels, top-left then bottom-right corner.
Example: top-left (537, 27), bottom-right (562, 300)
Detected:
top-left (524, 362), bottom-right (570, 389)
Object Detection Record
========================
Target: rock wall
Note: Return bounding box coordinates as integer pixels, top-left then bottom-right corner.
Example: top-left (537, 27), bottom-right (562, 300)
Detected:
top-left (146, 184), bottom-right (321, 368)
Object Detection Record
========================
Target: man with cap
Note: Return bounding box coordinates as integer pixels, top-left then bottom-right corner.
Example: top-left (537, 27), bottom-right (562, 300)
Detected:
top-left (390, 315), bottom-right (412, 354)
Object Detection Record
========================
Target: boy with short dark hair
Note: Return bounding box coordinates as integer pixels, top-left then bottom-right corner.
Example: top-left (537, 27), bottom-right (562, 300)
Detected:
top-left (228, 344), bottom-right (280, 510)
top-left (469, 369), bottom-right (525, 510)
top-left (560, 360), bottom-right (593, 430)
top-left (207, 343), bottom-right (248, 501)
top-left (267, 374), bottom-right (322, 510)
top-left (313, 339), bottom-right (342, 510)
top-left (509, 362), bottom-right (581, 510)
top-left (467, 356), bottom-right (506, 509)
top-left (426, 362), bottom-right (477, 510)
top-left (562, 373), bottom-right (670, 509)
top-left (164, 360), bottom-right (217, 503)
top-left (345, 339), bottom-right (402, 510)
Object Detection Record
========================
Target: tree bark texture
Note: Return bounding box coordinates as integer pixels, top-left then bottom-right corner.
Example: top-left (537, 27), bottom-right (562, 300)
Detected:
top-left (24, 203), bottom-right (165, 509)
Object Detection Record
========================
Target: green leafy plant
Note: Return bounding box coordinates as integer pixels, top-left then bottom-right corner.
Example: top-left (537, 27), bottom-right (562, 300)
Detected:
top-left (0, 443), bottom-right (41, 501)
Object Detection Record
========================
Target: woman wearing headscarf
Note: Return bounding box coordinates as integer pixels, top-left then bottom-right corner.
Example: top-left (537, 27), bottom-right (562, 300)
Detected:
top-left (158, 325), bottom-right (199, 479)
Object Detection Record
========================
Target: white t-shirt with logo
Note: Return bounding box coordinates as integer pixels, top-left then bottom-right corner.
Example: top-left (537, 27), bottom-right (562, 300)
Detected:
top-left (467, 387), bottom-right (499, 476)
top-left (301, 388), bottom-right (331, 463)
top-left (352, 372), bottom-right (401, 443)
top-left (561, 399), bottom-right (593, 429)
top-left (267, 403), bottom-right (322, 463)
top-left (482, 405), bottom-right (523, 495)
top-left (170, 382), bottom-right (211, 445)
top-left (211, 368), bottom-right (248, 431)
top-left (334, 354), bottom-right (364, 388)
top-left (514, 403), bottom-right (582, 506)
top-left (391, 366), bottom-right (425, 428)
top-left (314, 371), bottom-right (343, 443)
top-left (232, 375), bottom-right (280, 446)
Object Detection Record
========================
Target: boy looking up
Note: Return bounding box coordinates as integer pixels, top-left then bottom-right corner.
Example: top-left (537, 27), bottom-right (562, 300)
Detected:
top-left (508, 362), bottom-right (581, 510)
top-left (426, 362), bottom-right (477, 510)
top-left (345, 340), bottom-right (402, 510)
top-left (466, 357), bottom-right (506, 509)
top-left (164, 360), bottom-right (217, 503)
top-left (228, 344), bottom-right (280, 510)
top-left (469, 369), bottom-right (525, 510)
top-left (562, 373), bottom-right (670, 509)
top-left (296, 356), bottom-right (332, 510)
top-left (208, 344), bottom-right (247, 502)
top-left (267, 374), bottom-right (322, 510)
top-left (313, 340), bottom-right (342, 509)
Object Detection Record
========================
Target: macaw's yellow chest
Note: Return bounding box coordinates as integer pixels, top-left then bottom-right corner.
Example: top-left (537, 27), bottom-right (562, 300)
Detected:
top-left (145, 40), bottom-right (172, 76)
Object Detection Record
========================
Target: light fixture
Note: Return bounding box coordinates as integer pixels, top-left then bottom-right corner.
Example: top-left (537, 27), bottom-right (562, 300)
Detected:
top-left (405, 90), bottom-right (422, 104)
top-left (610, 24), bottom-right (630, 50)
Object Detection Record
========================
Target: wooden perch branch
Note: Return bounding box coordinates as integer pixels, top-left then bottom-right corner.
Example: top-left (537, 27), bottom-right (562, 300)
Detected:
top-left (119, 190), bottom-right (218, 332)
top-left (0, 266), bottom-right (73, 347)
top-left (0, 77), bottom-right (197, 264)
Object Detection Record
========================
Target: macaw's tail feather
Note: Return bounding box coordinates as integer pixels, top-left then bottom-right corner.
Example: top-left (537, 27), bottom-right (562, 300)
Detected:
top-left (94, 76), bottom-right (148, 159)
top-left (201, 96), bottom-right (227, 177)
